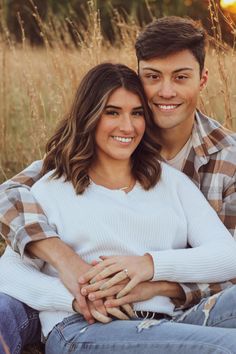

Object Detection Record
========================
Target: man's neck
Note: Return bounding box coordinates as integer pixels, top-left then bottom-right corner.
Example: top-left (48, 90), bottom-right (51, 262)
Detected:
top-left (159, 119), bottom-right (194, 161)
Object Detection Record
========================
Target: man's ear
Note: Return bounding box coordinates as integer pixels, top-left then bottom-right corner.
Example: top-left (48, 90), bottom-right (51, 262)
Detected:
top-left (137, 61), bottom-right (140, 75)
top-left (200, 68), bottom-right (208, 91)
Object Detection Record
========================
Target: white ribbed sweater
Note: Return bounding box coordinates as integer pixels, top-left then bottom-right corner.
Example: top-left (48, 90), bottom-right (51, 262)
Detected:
top-left (1, 162), bottom-right (236, 337)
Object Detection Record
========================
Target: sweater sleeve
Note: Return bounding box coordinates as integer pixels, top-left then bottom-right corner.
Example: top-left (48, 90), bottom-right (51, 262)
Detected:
top-left (148, 172), bottom-right (236, 283)
top-left (0, 247), bottom-right (74, 312)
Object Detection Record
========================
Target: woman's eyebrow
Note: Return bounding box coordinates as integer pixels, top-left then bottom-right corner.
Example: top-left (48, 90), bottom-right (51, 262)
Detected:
top-left (105, 105), bottom-right (121, 109)
top-left (132, 106), bottom-right (144, 110)
top-left (105, 105), bottom-right (143, 110)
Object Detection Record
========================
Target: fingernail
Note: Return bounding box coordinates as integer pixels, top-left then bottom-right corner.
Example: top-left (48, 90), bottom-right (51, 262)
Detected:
top-left (81, 288), bottom-right (87, 295)
top-left (116, 293), bottom-right (122, 299)
top-left (79, 277), bottom-right (85, 283)
top-left (88, 294), bottom-right (95, 301)
top-left (88, 320), bottom-right (94, 325)
top-left (90, 279), bottom-right (96, 284)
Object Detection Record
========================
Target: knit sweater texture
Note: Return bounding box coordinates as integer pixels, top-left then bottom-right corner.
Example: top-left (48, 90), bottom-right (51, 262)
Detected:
top-left (1, 162), bottom-right (236, 336)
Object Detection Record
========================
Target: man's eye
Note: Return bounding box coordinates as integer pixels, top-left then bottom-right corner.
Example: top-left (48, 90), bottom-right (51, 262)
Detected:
top-left (176, 75), bottom-right (188, 80)
top-left (146, 74), bottom-right (160, 80)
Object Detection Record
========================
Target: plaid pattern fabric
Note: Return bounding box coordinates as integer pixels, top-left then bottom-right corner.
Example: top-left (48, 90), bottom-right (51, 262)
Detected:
top-left (0, 111), bottom-right (235, 308)
top-left (182, 111), bottom-right (236, 237)
top-left (177, 111), bottom-right (236, 308)
top-left (0, 160), bottom-right (58, 256)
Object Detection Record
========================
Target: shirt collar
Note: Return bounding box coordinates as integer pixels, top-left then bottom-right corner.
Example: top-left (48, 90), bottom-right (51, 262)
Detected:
top-left (191, 110), bottom-right (236, 159)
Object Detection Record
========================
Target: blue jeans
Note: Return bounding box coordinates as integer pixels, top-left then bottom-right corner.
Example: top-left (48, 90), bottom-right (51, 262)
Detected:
top-left (0, 293), bottom-right (41, 354)
top-left (46, 286), bottom-right (236, 354)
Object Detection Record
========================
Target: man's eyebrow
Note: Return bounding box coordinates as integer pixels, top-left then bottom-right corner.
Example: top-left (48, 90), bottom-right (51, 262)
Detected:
top-left (141, 67), bottom-right (193, 73)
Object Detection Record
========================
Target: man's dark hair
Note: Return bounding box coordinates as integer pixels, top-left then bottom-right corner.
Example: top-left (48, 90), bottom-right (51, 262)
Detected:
top-left (135, 16), bottom-right (208, 73)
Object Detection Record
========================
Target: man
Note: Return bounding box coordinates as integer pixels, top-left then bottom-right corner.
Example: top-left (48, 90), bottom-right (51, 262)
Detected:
top-left (0, 16), bottom-right (236, 353)
top-left (135, 16), bottom-right (236, 307)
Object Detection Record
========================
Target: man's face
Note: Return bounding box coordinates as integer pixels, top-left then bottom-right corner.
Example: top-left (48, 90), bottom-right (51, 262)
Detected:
top-left (139, 50), bottom-right (208, 131)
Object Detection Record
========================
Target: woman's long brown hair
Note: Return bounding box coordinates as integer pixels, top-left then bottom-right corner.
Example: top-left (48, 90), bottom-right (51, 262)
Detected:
top-left (42, 63), bottom-right (161, 194)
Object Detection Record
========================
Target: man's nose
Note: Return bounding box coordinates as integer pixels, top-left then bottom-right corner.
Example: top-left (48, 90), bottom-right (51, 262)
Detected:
top-left (157, 80), bottom-right (176, 99)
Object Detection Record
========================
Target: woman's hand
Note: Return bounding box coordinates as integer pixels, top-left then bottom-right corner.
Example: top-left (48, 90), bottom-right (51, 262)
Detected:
top-left (81, 277), bottom-right (129, 297)
top-left (79, 254), bottom-right (154, 298)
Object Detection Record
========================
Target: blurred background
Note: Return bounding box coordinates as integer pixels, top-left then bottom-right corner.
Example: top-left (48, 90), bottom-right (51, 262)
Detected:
top-left (0, 0), bottom-right (236, 183)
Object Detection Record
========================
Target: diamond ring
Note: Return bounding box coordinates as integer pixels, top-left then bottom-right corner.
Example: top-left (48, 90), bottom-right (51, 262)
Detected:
top-left (123, 268), bottom-right (129, 277)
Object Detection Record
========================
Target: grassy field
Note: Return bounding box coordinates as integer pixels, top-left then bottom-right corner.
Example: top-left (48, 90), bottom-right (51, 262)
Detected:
top-left (0, 3), bottom-right (236, 354)
top-left (0, 4), bottom-right (236, 184)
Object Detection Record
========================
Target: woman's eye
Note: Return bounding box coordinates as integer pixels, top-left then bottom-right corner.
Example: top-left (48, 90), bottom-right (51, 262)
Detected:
top-left (132, 110), bottom-right (144, 117)
top-left (105, 110), bottom-right (119, 116)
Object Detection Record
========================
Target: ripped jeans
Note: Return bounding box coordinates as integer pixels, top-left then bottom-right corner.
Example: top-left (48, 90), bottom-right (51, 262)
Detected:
top-left (46, 286), bottom-right (236, 354)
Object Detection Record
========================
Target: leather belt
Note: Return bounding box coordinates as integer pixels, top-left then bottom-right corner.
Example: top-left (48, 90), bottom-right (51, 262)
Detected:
top-left (134, 310), bottom-right (171, 320)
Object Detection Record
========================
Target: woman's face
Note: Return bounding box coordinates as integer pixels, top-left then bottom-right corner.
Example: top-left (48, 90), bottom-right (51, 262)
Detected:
top-left (95, 87), bottom-right (146, 163)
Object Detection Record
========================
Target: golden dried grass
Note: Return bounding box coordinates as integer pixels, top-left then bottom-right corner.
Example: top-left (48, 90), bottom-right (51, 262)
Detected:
top-left (0, 3), bottom-right (235, 184)
top-left (0, 3), bottom-right (235, 353)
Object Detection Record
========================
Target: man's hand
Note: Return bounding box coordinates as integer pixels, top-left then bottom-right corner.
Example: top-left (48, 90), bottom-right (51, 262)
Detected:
top-left (56, 252), bottom-right (111, 324)
top-left (73, 296), bottom-right (134, 322)
top-left (82, 280), bottom-right (186, 309)
top-left (105, 281), bottom-right (166, 308)
top-left (73, 298), bottom-right (112, 323)
top-left (27, 238), bottom-right (108, 323)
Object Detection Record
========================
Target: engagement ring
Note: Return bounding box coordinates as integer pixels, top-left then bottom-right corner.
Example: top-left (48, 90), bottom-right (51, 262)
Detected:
top-left (123, 268), bottom-right (129, 277)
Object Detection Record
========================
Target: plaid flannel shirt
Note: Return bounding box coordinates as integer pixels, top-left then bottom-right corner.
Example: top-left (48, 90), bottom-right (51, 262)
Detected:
top-left (0, 111), bottom-right (236, 309)
top-left (176, 111), bottom-right (236, 308)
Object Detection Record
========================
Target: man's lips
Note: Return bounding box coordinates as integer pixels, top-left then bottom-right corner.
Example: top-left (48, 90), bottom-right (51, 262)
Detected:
top-left (153, 103), bottom-right (182, 111)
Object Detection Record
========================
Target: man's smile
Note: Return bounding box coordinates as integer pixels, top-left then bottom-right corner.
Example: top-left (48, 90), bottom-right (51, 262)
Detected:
top-left (153, 103), bottom-right (182, 112)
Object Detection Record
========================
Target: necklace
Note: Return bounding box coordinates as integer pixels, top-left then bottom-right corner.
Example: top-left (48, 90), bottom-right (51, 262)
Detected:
top-left (89, 168), bottom-right (135, 192)
top-left (118, 179), bottom-right (134, 191)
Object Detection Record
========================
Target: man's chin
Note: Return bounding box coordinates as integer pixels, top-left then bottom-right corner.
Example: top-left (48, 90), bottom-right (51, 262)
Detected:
top-left (152, 116), bottom-right (182, 130)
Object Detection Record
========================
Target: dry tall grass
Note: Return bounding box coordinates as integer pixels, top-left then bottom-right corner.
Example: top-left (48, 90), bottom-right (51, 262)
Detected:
top-left (0, 2), bottom-right (236, 184)
top-left (0, 3), bottom-right (235, 353)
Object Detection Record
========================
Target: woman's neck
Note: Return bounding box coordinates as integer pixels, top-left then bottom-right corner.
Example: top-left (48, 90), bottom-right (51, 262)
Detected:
top-left (89, 159), bottom-right (134, 191)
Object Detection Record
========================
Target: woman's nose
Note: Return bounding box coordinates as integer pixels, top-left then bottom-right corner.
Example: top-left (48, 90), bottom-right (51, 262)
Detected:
top-left (119, 115), bottom-right (134, 133)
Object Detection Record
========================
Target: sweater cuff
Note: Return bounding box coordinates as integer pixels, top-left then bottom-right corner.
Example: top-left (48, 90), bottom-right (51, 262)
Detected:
top-left (148, 251), bottom-right (175, 281)
top-left (49, 278), bottom-right (75, 312)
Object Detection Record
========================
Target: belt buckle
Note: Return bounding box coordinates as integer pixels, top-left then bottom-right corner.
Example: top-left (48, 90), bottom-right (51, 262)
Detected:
top-left (135, 311), bottom-right (170, 320)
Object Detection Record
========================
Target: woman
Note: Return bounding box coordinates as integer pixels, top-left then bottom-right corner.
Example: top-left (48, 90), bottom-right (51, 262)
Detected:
top-left (1, 63), bottom-right (236, 354)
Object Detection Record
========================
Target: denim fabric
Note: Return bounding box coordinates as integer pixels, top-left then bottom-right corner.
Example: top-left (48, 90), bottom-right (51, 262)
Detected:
top-left (176, 285), bottom-right (236, 328)
top-left (46, 286), bottom-right (236, 354)
top-left (0, 293), bottom-right (40, 354)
